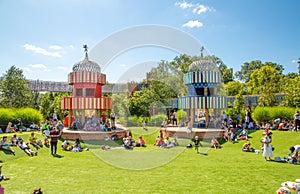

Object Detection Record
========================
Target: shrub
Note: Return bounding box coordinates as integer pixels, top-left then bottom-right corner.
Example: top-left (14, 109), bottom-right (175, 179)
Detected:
top-left (176, 109), bottom-right (187, 122)
top-left (253, 106), bottom-right (296, 123)
top-left (147, 114), bottom-right (167, 126)
top-left (0, 108), bottom-right (16, 128)
top-left (0, 108), bottom-right (43, 128)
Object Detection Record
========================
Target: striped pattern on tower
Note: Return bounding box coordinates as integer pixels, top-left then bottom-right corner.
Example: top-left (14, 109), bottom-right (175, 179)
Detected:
top-left (184, 71), bottom-right (221, 84)
top-left (178, 96), bottom-right (227, 109)
top-left (61, 97), bottom-right (112, 110)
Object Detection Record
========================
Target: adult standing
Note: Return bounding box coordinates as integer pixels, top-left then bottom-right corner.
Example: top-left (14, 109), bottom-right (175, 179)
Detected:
top-left (294, 110), bottom-right (300, 131)
top-left (262, 132), bottom-right (273, 161)
top-left (52, 111), bottom-right (57, 121)
top-left (110, 112), bottom-right (116, 124)
top-left (173, 111), bottom-right (177, 126)
top-left (49, 127), bottom-right (60, 156)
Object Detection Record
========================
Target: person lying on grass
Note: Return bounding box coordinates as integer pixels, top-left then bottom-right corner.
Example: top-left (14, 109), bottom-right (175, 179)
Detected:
top-left (29, 132), bottom-right (41, 150)
top-left (18, 139), bottom-right (37, 156)
top-left (0, 136), bottom-right (15, 155)
top-left (0, 165), bottom-right (10, 182)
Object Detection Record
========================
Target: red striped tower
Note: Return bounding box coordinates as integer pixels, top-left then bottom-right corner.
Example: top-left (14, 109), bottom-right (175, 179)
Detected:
top-left (61, 45), bottom-right (112, 129)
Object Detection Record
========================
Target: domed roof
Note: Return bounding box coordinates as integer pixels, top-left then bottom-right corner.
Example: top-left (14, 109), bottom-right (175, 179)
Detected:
top-left (72, 45), bottom-right (101, 73)
top-left (189, 59), bottom-right (217, 72)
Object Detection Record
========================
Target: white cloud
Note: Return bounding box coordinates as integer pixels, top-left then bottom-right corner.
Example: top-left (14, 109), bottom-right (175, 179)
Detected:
top-left (49, 45), bottom-right (62, 50)
top-left (120, 64), bottom-right (127, 67)
top-left (175, 2), bottom-right (215, 15)
top-left (23, 44), bottom-right (62, 57)
top-left (69, 45), bottom-right (74, 49)
top-left (292, 60), bottom-right (298, 63)
top-left (175, 1), bottom-right (193, 9)
top-left (22, 67), bottom-right (31, 72)
top-left (193, 5), bottom-right (213, 15)
top-left (28, 64), bottom-right (47, 69)
top-left (182, 20), bottom-right (203, 28)
top-left (57, 66), bottom-right (68, 70)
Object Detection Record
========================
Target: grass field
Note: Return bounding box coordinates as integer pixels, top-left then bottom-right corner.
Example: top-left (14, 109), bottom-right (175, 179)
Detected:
top-left (0, 128), bottom-right (299, 194)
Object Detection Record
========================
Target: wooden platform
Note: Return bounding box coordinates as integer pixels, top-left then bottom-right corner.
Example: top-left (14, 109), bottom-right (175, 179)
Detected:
top-left (61, 125), bottom-right (129, 140)
top-left (164, 126), bottom-right (226, 139)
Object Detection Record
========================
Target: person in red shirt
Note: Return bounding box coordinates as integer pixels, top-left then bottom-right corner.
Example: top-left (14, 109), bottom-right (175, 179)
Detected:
top-left (49, 127), bottom-right (60, 156)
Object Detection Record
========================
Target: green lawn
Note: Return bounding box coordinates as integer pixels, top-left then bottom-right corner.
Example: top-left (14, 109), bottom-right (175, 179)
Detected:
top-left (0, 129), bottom-right (299, 194)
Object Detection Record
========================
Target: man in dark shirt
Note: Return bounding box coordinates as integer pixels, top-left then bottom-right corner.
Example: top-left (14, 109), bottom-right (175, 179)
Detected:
top-left (49, 127), bottom-right (60, 156)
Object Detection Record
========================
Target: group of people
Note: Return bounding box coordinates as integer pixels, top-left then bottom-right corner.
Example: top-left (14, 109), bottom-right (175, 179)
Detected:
top-left (0, 127), bottom-right (61, 157)
top-left (61, 138), bottom-right (82, 152)
top-left (266, 110), bottom-right (300, 131)
top-left (123, 135), bottom-right (146, 150)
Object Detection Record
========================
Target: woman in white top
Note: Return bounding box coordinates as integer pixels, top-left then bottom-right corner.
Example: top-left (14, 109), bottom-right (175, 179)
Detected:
top-left (262, 132), bottom-right (273, 161)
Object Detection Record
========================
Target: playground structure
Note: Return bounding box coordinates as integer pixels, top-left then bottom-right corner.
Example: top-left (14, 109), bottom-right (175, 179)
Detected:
top-left (60, 45), bottom-right (128, 140)
top-left (177, 51), bottom-right (227, 129)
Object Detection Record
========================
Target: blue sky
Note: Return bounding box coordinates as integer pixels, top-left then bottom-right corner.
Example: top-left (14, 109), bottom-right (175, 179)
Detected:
top-left (0, 0), bottom-right (299, 83)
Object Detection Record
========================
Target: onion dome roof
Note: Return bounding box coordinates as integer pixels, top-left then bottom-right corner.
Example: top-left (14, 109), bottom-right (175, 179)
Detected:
top-left (72, 45), bottom-right (101, 73)
top-left (189, 59), bottom-right (217, 72)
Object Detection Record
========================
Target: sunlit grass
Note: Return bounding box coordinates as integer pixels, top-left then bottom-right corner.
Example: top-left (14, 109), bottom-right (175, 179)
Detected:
top-left (0, 130), bottom-right (299, 193)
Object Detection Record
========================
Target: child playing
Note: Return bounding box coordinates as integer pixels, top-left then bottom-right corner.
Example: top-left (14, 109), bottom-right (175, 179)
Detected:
top-left (193, 136), bottom-right (201, 154)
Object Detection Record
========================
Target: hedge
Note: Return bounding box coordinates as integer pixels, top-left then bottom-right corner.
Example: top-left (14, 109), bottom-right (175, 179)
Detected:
top-left (252, 106), bottom-right (296, 123)
top-left (0, 108), bottom-right (43, 129)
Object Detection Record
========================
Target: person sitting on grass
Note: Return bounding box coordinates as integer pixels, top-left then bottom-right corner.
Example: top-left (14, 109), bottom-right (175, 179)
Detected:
top-left (6, 122), bottom-right (15, 133)
top-left (123, 137), bottom-right (133, 150)
top-left (10, 134), bottom-right (20, 146)
top-left (71, 138), bottom-right (82, 152)
top-left (154, 135), bottom-right (163, 146)
top-left (29, 132), bottom-right (40, 150)
top-left (0, 136), bottom-right (15, 155)
top-left (18, 139), bottom-right (37, 156)
top-left (289, 145), bottom-right (300, 163)
top-left (242, 141), bottom-right (253, 152)
top-left (211, 137), bottom-right (222, 149)
top-left (137, 135), bottom-right (146, 147)
top-left (239, 128), bottom-right (248, 140)
top-left (0, 165), bottom-right (10, 182)
top-left (171, 135), bottom-right (179, 147)
top-left (161, 137), bottom-right (172, 148)
top-left (62, 138), bottom-right (71, 151)
top-left (29, 122), bottom-right (39, 131)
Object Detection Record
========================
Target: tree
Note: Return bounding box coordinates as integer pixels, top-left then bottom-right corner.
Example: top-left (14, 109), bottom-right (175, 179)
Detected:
top-left (0, 66), bottom-right (34, 108)
top-left (38, 92), bottom-right (69, 120)
top-left (235, 60), bottom-right (284, 82)
top-left (225, 81), bottom-right (245, 96)
top-left (281, 75), bottom-right (300, 107)
top-left (247, 66), bottom-right (283, 106)
top-left (209, 55), bottom-right (234, 83)
top-left (112, 92), bottom-right (131, 118)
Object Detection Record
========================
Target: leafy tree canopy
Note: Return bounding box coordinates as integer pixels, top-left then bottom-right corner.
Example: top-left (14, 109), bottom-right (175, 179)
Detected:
top-left (0, 65), bottom-right (33, 108)
top-left (235, 60), bottom-right (284, 82)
